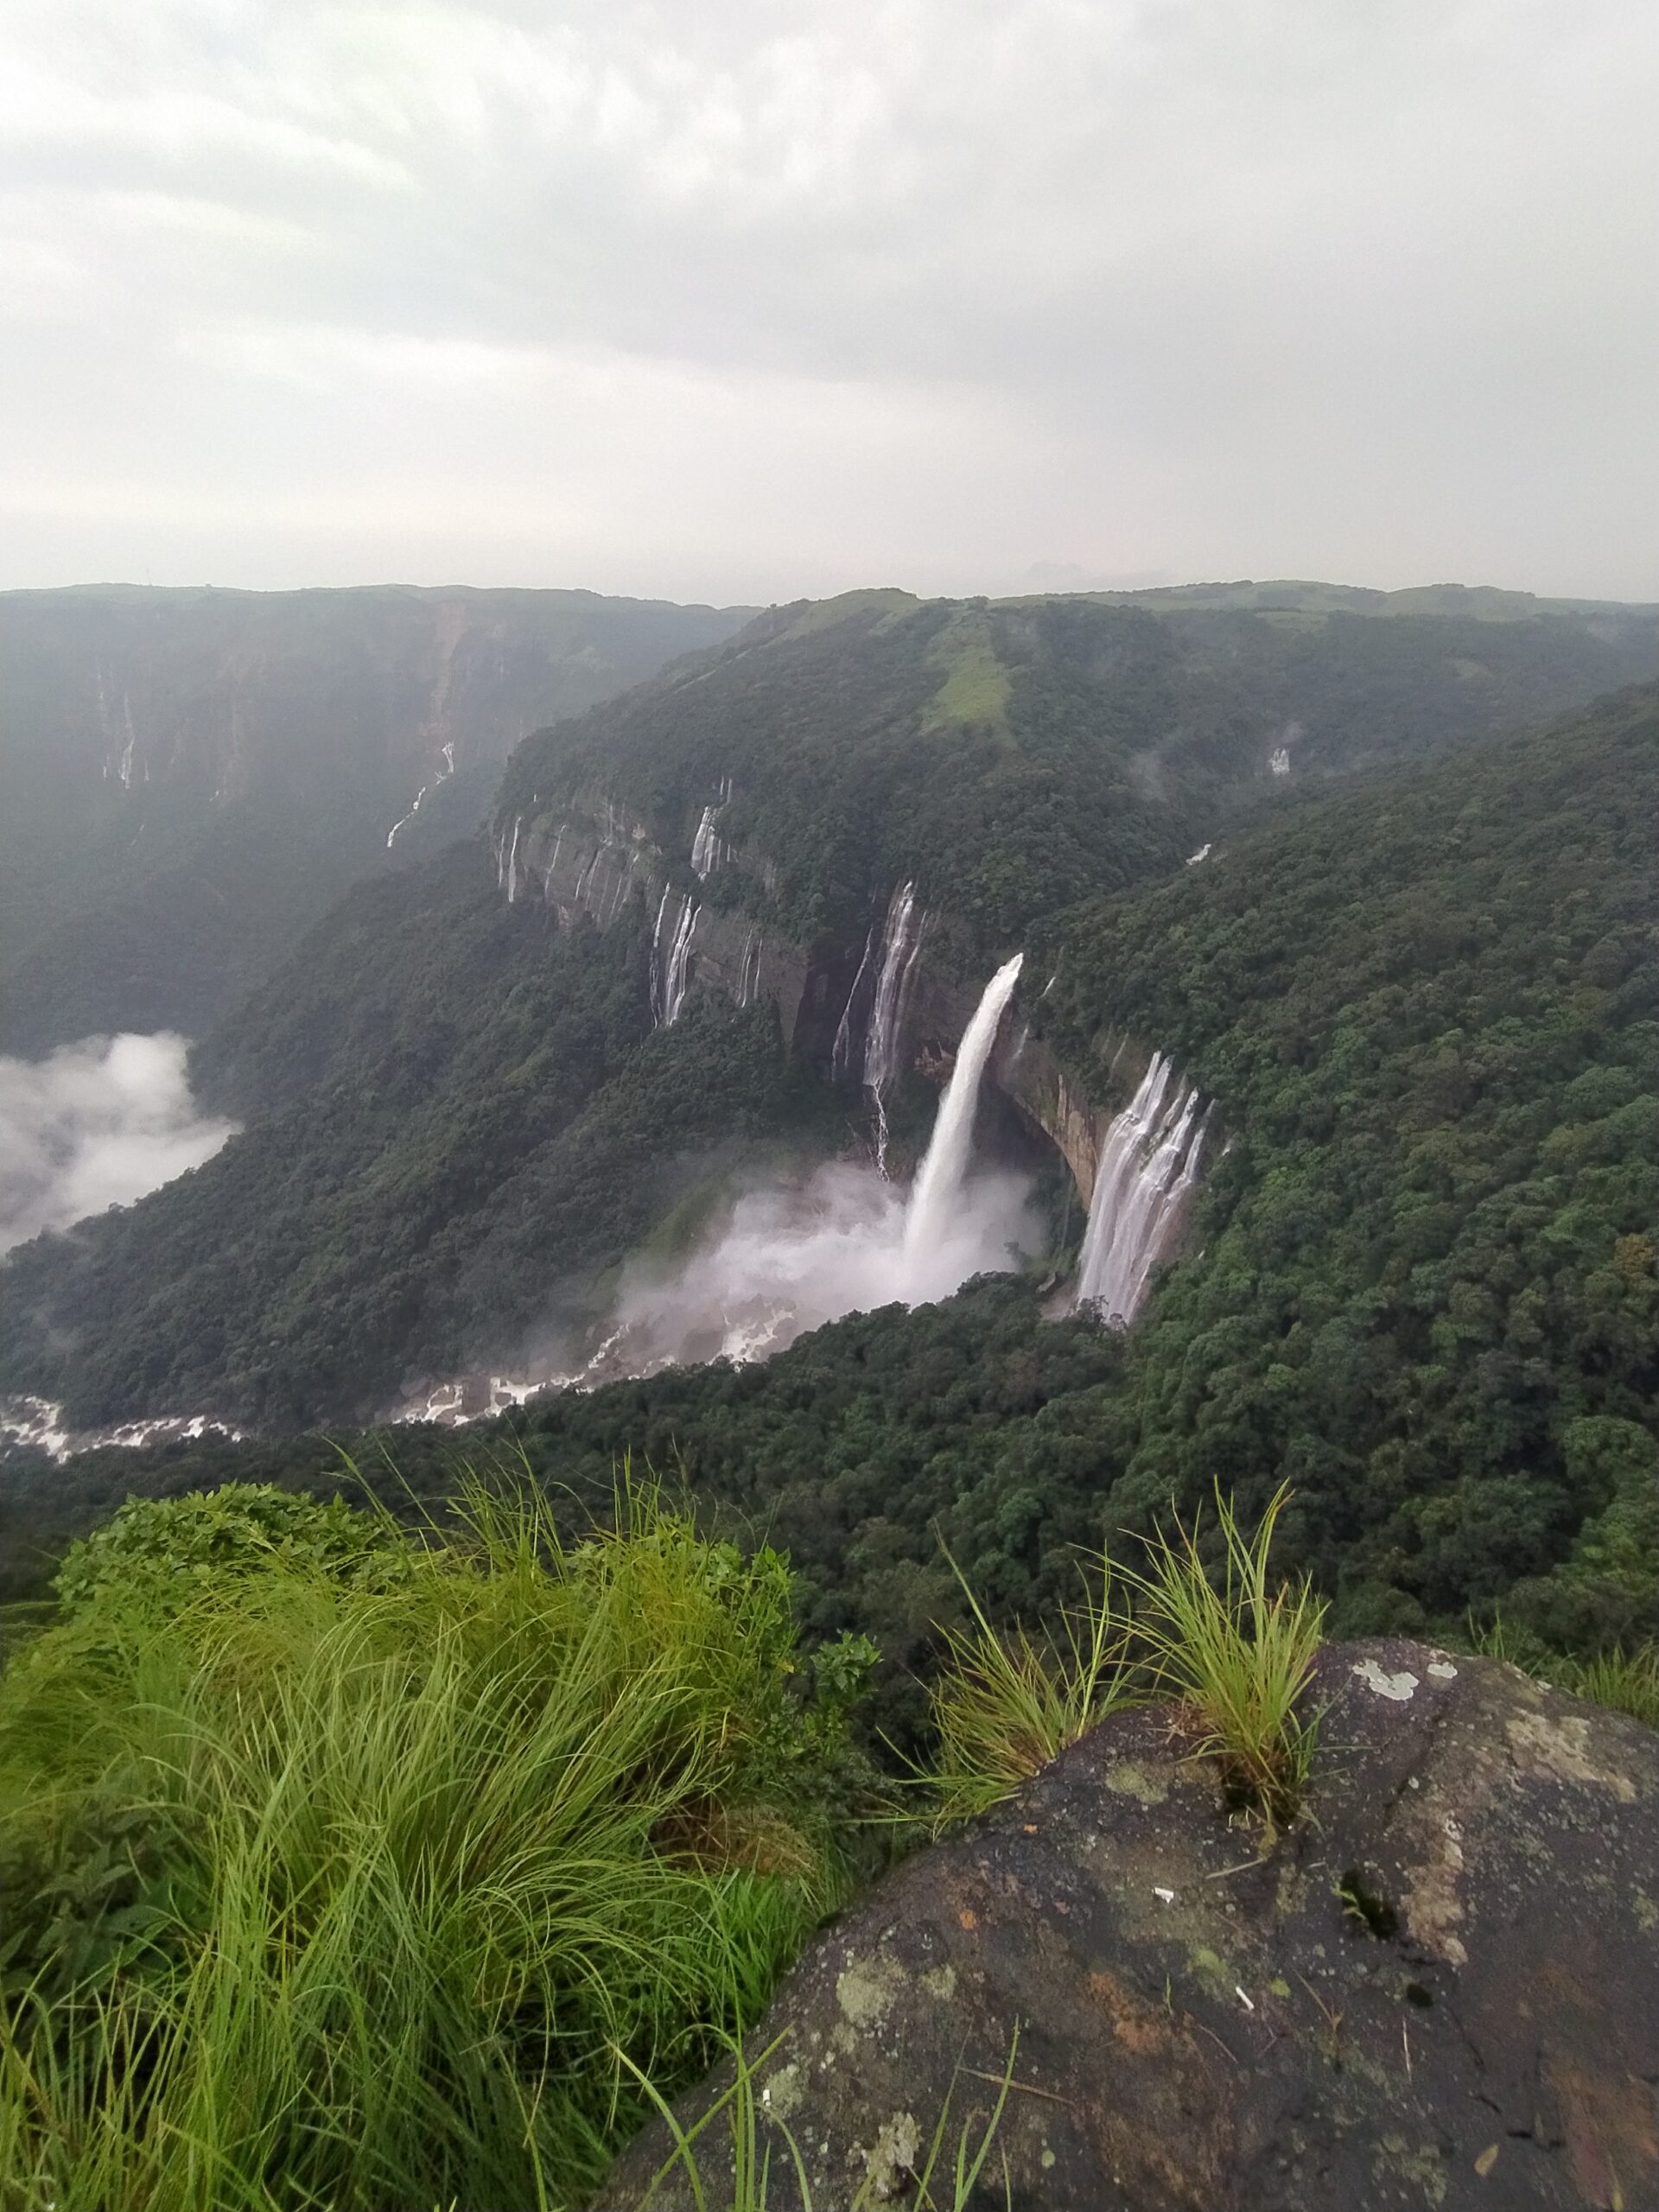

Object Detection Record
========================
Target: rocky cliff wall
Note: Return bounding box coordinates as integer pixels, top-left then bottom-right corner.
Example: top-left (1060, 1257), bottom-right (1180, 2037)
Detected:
top-left (494, 795), bottom-right (1194, 1224)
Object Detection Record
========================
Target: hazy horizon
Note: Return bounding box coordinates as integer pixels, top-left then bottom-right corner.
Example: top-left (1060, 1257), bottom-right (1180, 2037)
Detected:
top-left (3, 1), bottom-right (1655, 606)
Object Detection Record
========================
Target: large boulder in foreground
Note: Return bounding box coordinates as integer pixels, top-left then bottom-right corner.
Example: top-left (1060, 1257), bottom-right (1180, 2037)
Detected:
top-left (601, 1640), bottom-right (1658, 2211)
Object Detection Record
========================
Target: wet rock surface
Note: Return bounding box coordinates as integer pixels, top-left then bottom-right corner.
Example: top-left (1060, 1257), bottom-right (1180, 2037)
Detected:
top-left (598, 1639), bottom-right (1659, 2211)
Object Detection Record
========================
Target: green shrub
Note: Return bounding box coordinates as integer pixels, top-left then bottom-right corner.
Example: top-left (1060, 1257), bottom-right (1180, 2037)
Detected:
top-left (51, 1481), bottom-right (408, 1624)
top-left (0, 1477), bottom-right (872, 2212)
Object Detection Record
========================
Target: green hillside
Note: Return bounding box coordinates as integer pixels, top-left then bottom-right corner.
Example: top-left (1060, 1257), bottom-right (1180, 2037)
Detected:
top-left (10, 685), bottom-right (1655, 1688)
top-left (6, 589), bottom-right (1651, 1433)
top-left (495, 582), bottom-right (1656, 952)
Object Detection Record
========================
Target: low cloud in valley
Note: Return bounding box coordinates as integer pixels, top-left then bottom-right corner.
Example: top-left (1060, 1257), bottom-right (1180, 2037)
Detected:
top-left (0, 1033), bottom-right (237, 1255)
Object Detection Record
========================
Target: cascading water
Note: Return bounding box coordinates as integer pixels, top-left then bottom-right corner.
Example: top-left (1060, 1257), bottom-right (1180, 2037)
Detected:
top-left (1074, 1053), bottom-right (1208, 1324)
top-left (503, 816), bottom-right (523, 904)
top-left (831, 928), bottom-right (876, 1077)
top-left (690, 804), bottom-right (723, 878)
top-left (652, 893), bottom-right (698, 1025)
top-left (836, 880), bottom-right (926, 1172)
top-left (901, 952), bottom-right (1023, 1268)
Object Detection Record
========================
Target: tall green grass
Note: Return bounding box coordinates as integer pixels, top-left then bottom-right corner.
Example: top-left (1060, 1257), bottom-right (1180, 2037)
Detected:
top-left (924, 1552), bottom-right (1135, 1827)
top-left (0, 1478), bottom-right (855, 2212)
top-left (1123, 1482), bottom-right (1325, 1825)
top-left (925, 1484), bottom-right (1326, 1830)
top-left (1472, 1613), bottom-right (1658, 1729)
top-left (624, 2028), bottom-right (1016, 2209)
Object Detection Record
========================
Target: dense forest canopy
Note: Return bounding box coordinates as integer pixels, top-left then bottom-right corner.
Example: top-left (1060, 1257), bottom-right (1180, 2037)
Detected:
top-left (10, 684), bottom-right (1653, 1707)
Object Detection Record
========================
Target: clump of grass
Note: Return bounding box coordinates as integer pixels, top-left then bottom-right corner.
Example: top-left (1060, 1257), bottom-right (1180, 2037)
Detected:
top-left (0, 1473), bottom-right (862, 2212)
top-left (1122, 1481), bottom-right (1325, 1826)
top-left (925, 1551), bottom-right (1136, 1827)
top-left (1470, 1612), bottom-right (1658, 1730)
top-left (1567, 1642), bottom-right (1659, 1727)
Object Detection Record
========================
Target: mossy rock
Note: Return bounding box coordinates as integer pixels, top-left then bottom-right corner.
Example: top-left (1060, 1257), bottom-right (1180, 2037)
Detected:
top-left (599, 1638), bottom-right (1659, 2210)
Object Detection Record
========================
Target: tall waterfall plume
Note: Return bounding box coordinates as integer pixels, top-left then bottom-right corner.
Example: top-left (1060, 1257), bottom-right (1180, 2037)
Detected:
top-left (1074, 1053), bottom-right (1207, 1324)
top-left (902, 953), bottom-right (1024, 1265)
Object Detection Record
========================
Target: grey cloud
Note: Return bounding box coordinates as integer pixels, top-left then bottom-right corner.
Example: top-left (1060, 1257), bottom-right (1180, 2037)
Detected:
top-left (0, 0), bottom-right (1654, 600)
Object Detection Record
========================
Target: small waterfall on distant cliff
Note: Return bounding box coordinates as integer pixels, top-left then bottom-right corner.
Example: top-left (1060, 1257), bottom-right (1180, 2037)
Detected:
top-left (831, 929), bottom-right (876, 1077)
top-left (690, 805), bottom-right (723, 879)
top-left (1075, 1054), bottom-right (1208, 1323)
top-left (833, 881), bottom-right (926, 1172)
top-left (902, 952), bottom-right (1024, 1266)
top-left (652, 893), bottom-right (699, 1026)
top-left (690, 779), bottom-right (734, 879)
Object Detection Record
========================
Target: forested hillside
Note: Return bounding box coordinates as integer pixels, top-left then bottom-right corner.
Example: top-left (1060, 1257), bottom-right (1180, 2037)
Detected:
top-left (496, 581), bottom-right (1656, 950)
top-left (7, 588), bottom-right (1650, 1433)
top-left (0, 584), bottom-right (749, 1046)
top-left (10, 686), bottom-right (1654, 1695)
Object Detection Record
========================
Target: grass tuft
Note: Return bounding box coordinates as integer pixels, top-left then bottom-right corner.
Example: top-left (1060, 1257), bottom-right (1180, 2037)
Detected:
top-left (1122, 1481), bottom-right (1325, 1826)
top-left (1568, 1642), bottom-right (1659, 1728)
top-left (924, 1551), bottom-right (1136, 1828)
top-left (626, 2027), bottom-right (1016, 2209)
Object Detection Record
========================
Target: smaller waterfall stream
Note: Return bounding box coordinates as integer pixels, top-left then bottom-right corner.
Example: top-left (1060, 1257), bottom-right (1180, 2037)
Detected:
top-left (1075, 1054), bottom-right (1207, 1323)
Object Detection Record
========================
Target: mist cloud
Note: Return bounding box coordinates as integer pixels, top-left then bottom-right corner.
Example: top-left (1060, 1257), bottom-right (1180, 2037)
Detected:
top-left (0, 1033), bottom-right (237, 1255)
top-left (582, 1157), bottom-right (1039, 1381)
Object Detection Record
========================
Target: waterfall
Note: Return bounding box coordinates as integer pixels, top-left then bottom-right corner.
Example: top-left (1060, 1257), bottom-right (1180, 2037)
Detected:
top-left (504, 816), bottom-right (523, 904)
top-left (843, 880), bottom-right (926, 1173)
top-left (737, 929), bottom-right (764, 1008)
top-left (1074, 1054), bottom-right (1208, 1324)
top-left (902, 953), bottom-right (1023, 1265)
top-left (691, 804), bottom-right (724, 879)
top-left (653, 894), bottom-right (698, 1025)
top-left (648, 887), bottom-right (671, 1014)
top-left (831, 928), bottom-right (876, 1077)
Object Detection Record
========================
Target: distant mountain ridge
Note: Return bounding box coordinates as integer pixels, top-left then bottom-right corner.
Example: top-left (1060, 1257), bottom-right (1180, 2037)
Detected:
top-left (0, 582), bottom-right (753, 1048)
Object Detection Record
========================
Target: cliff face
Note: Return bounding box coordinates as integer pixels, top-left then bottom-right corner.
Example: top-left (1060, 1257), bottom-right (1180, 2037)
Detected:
top-left (600, 1642), bottom-right (1659, 2212)
top-left (496, 789), bottom-right (1172, 1222)
top-left (0, 586), bottom-right (751, 1049)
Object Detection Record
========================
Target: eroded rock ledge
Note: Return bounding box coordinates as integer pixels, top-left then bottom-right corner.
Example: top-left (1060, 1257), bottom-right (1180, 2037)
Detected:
top-left (599, 1639), bottom-right (1658, 2212)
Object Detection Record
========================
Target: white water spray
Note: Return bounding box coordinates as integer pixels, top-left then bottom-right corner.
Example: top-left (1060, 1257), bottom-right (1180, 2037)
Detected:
top-left (1075, 1054), bottom-right (1207, 1324)
top-left (903, 953), bottom-right (1023, 1264)
top-left (423, 951), bottom-right (1040, 1405)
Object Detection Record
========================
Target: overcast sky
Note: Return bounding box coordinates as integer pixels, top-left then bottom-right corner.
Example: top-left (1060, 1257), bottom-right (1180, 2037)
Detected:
top-left (2, 0), bottom-right (1655, 605)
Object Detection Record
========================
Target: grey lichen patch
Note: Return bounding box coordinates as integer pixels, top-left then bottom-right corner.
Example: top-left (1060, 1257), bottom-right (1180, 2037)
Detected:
top-left (836, 1953), bottom-right (907, 2031)
top-left (1351, 1658), bottom-right (1419, 1701)
top-left (862, 2110), bottom-right (922, 2200)
top-left (760, 2062), bottom-right (804, 2121)
top-left (1373, 2134), bottom-right (1448, 2206)
top-left (1505, 1710), bottom-right (1638, 1803)
top-left (921, 1962), bottom-right (957, 2002)
top-left (1103, 1758), bottom-right (1170, 1804)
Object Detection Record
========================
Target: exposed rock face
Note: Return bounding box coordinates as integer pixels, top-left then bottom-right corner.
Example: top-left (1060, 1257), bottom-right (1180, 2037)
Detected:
top-left (599, 1641), bottom-right (1659, 2211)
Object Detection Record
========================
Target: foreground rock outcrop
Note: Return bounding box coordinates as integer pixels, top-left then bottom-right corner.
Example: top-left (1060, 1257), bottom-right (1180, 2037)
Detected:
top-left (600, 1640), bottom-right (1658, 2211)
